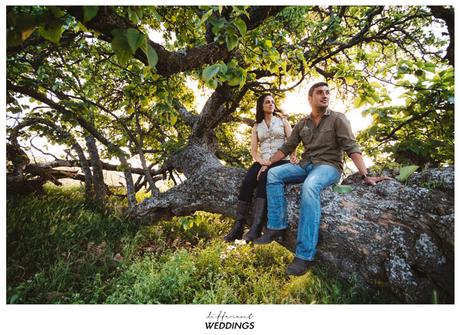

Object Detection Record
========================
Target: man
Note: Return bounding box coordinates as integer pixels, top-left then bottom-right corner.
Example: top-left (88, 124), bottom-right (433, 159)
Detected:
top-left (254, 82), bottom-right (389, 276)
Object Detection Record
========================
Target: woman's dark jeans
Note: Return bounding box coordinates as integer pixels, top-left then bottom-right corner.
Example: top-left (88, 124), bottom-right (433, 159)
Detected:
top-left (238, 160), bottom-right (289, 202)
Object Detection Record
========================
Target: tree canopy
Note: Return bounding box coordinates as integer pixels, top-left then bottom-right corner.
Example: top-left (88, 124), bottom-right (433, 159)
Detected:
top-left (6, 5), bottom-right (454, 213)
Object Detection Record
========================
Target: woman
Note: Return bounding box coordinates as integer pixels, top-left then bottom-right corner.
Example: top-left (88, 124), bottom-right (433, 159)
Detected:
top-left (224, 94), bottom-right (296, 242)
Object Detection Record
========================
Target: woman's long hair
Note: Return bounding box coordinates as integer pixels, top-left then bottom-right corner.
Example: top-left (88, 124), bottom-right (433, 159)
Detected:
top-left (255, 94), bottom-right (283, 124)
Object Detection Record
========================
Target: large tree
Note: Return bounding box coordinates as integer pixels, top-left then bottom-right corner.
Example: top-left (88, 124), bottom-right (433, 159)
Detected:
top-left (6, 6), bottom-right (454, 302)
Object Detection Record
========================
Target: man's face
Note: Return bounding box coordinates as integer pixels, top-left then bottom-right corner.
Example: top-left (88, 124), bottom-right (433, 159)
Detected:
top-left (308, 85), bottom-right (330, 109)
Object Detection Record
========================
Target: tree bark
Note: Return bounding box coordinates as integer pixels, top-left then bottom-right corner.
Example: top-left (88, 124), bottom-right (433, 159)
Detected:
top-left (8, 117), bottom-right (94, 198)
top-left (71, 142), bottom-right (94, 200)
top-left (429, 6), bottom-right (454, 66)
top-left (63, 6), bottom-right (285, 77)
top-left (118, 154), bottom-right (137, 208)
top-left (85, 135), bottom-right (107, 203)
top-left (135, 114), bottom-right (160, 197)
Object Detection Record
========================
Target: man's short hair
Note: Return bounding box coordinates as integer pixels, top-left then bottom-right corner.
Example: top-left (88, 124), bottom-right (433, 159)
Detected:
top-left (308, 82), bottom-right (329, 97)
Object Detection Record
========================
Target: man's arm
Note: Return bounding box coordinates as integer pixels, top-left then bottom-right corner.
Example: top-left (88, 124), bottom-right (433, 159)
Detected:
top-left (336, 114), bottom-right (391, 185)
top-left (268, 150), bottom-right (287, 165)
top-left (264, 119), bottom-right (304, 166)
top-left (350, 153), bottom-right (392, 185)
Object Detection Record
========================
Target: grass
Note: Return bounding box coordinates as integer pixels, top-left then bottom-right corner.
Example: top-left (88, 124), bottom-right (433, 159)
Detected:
top-left (7, 184), bottom-right (384, 304)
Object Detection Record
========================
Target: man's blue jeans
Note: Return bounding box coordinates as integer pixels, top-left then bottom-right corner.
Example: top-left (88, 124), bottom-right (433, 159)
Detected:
top-left (266, 163), bottom-right (341, 261)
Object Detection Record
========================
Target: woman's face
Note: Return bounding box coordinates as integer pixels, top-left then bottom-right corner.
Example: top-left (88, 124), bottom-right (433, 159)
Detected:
top-left (263, 95), bottom-right (275, 113)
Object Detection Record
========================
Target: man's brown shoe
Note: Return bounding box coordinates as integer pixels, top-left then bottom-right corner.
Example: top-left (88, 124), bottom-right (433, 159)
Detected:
top-left (286, 257), bottom-right (314, 276)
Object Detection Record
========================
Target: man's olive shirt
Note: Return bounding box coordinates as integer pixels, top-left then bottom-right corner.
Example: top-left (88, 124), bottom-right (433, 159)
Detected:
top-left (278, 109), bottom-right (361, 172)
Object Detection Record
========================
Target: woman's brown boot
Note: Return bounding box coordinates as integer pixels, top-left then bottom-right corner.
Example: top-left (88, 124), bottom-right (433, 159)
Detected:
top-left (244, 198), bottom-right (266, 242)
top-left (224, 200), bottom-right (250, 242)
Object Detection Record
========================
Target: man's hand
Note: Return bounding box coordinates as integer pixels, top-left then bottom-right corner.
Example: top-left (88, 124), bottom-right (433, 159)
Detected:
top-left (257, 166), bottom-right (268, 180)
top-left (290, 153), bottom-right (299, 165)
top-left (363, 176), bottom-right (392, 185)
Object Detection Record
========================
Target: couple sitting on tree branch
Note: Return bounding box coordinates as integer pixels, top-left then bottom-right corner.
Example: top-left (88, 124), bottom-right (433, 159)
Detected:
top-left (224, 82), bottom-right (390, 276)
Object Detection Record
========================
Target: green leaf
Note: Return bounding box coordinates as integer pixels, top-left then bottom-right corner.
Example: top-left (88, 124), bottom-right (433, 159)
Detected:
top-left (146, 44), bottom-right (158, 68)
top-left (396, 165), bottom-right (419, 182)
top-left (128, 8), bottom-right (140, 24)
top-left (126, 28), bottom-right (143, 52)
top-left (226, 68), bottom-right (245, 87)
top-left (111, 28), bottom-right (125, 39)
top-left (37, 23), bottom-right (63, 44)
top-left (202, 64), bottom-right (220, 81)
top-left (218, 63), bottom-right (228, 74)
top-left (345, 76), bottom-right (355, 85)
top-left (83, 6), bottom-right (99, 23)
top-left (200, 9), bottom-right (213, 25)
top-left (9, 294), bottom-right (20, 304)
top-left (353, 96), bottom-right (363, 108)
top-left (128, 7), bottom-right (143, 24)
top-left (233, 18), bottom-right (247, 36)
top-left (227, 74), bottom-right (241, 86)
top-left (264, 39), bottom-right (273, 48)
top-left (423, 63), bottom-right (436, 73)
top-left (225, 34), bottom-right (239, 51)
top-left (49, 7), bottom-right (67, 18)
top-left (170, 113), bottom-right (178, 126)
top-left (207, 79), bottom-right (218, 89)
top-left (333, 185), bottom-right (353, 194)
top-left (238, 69), bottom-right (247, 89)
top-left (141, 38), bottom-right (158, 69)
top-left (111, 34), bottom-right (133, 65)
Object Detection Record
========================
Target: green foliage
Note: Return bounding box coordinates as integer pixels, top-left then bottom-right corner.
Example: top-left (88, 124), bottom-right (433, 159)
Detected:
top-left (396, 165), bottom-right (419, 183)
top-left (215, 121), bottom-right (253, 168)
top-left (126, 28), bottom-right (144, 52)
top-left (106, 251), bottom-right (197, 303)
top-left (111, 28), bottom-right (158, 68)
top-left (358, 62), bottom-right (454, 167)
top-left (83, 6), bottom-right (99, 23)
top-left (143, 41), bottom-right (159, 68)
top-left (202, 64), bottom-right (221, 82)
top-left (7, 186), bottom-right (386, 304)
top-left (6, 185), bottom-right (138, 303)
top-left (37, 21), bottom-right (64, 44)
top-left (233, 17), bottom-right (247, 36)
top-left (7, 5), bottom-right (453, 173)
top-left (333, 185), bottom-right (353, 194)
top-left (201, 60), bottom-right (247, 89)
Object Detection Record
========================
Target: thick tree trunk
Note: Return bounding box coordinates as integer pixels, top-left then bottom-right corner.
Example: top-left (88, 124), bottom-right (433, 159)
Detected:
top-left (131, 165), bottom-right (454, 303)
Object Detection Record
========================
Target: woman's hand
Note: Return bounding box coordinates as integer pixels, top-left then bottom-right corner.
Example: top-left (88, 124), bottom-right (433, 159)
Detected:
top-left (257, 165), bottom-right (268, 180)
top-left (258, 159), bottom-right (271, 166)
